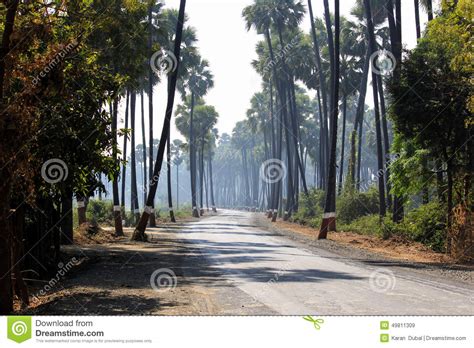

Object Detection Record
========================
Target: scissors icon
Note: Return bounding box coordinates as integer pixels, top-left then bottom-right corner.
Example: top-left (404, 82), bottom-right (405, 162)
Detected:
top-left (303, 315), bottom-right (325, 330)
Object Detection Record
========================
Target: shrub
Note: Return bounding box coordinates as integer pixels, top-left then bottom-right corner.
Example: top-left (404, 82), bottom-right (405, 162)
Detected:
top-left (342, 202), bottom-right (447, 251)
top-left (292, 189), bottom-right (325, 225)
top-left (86, 199), bottom-right (114, 225)
top-left (337, 187), bottom-right (379, 224)
top-left (404, 202), bottom-right (446, 252)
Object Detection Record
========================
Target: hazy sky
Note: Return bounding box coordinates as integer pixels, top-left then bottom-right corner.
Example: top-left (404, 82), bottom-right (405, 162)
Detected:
top-left (120, 0), bottom-right (433, 142)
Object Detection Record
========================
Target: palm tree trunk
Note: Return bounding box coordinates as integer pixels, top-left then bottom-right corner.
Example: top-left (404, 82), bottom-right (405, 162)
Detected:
top-left (376, 75), bottom-right (392, 209)
top-left (322, 0), bottom-right (335, 165)
top-left (348, 47), bottom-right (370, 189)
top-left (132, 0), bottom-right (187, 240)
top-left (167, 130), bottom-right (176, 222)
top-left (319, 0), bottom-right (340, 238)
top-left (426, 0), bottom-right (434, 21)
top-left (387, 0), bottom-right (404, 222)
top-left (189, 92), bottom-right (199, 217)
top-left (316, 88), bottom-right (326, 189)
top-left (204, 163), bottom-right (209, 211)
top-left (356, 117), bottom-right (363, 190)
top-left (209, 158), bottom-right (216, 212)
top-left (268, 81), bottom-right (277, 217)
top-left (121, 90), bottom-right (129, 208)
top-left (112, 97), bottom-right (124, 236)
top-left (308, 0), bottom-right (329, 188)
top-left (364, 0), bottom-right (387, 217)
top-left (141, 91), bottom-right (147, 206)
top-left (338, 94), bottom-right (347, 195)
top-left (414, 0), bottom-right (421, 39)
top-left (147, 4), bottom-right (156, 227)
top-left (130, 92), bottom-right (140, 224)
top-left (264, 29), bottom-right (286, 222)
top-left (199, 141), bottom-right (205, 215)
top-left (176, 163), bottom-right (179, 209)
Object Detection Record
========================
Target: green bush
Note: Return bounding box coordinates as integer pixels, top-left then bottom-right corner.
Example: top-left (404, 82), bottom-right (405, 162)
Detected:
top-left (336, 187), bottom-right (379, 224)
top-left (342, 202), bottom-right (447, 251)
top-left (292, 189), bottom-right (325, 225)
top-left (404, 202), bottom-right (446, 252)
top-left (86, 199), bottom-right (114, 225)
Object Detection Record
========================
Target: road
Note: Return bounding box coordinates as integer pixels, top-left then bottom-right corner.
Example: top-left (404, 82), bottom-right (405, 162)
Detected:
top-left (174, 210), bottom-right (473, 315)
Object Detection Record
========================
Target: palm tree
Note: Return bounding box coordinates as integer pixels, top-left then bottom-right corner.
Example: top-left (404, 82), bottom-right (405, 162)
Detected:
top-left (171, 139), bottom-right (184, 209)
top-left (132, 0), bottom-right (187, 241)
top-left (177, 56), bottom-right (214, 217)
top-left (319, 0), bottom-right (340, 239)
top-left (337, 18), bottom-right (365, 194)
top-left (243, 0), bottom-right (306, 221)
top-left (147, 3), bottom-right (155, 226)
top-left (159, 8), bottom-right (198, 220)
top-left (363, 0), bottom-right (387, 218)
top-left (307, 1), bottom-right (329, 187)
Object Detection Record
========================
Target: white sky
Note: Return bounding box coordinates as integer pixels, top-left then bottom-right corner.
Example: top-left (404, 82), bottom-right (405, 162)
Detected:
top-left (120, 0), bottom-right (433, 144)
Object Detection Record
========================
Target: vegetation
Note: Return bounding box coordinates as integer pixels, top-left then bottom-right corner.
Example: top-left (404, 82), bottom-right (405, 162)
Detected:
top-left (0, 0), bottom-right (472, 314)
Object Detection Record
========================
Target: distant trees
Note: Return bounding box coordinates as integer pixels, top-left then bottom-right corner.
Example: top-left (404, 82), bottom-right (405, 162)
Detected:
top-left (176, 56), bottom-right (214, 217)
top-left (176, 100), bottom-right (219, 215)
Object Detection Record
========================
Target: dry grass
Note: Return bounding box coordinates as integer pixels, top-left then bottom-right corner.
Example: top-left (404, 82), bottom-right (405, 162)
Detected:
top-left (273, 220), bottom-right (458, 264)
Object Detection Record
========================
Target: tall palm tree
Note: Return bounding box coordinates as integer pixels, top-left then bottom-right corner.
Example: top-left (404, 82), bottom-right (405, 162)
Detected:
top-left (159, 8), bottom-right (198, 220)
top-left (132, 0), bottom-right (187, 241)
top-left (307, 1), bottom-right (329, 188)
top-left (243, 0), bottom-right (305, 221)
top-left (178, 56), bottom-right (214, 217)
top-left (146, 2), bottom-right (163, 227)
top-left (171, 139), bottom-right (184, 209)
top-left (337, 18), bottom-right (364, 194)
top-left (319, 0), bottom-right (340, 239)
top-left (363, 0), bottom-right (387, 218)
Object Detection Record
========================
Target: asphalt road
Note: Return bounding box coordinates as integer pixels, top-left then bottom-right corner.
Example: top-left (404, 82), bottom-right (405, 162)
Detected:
top-left (178, 210), bottom-right (473, 315)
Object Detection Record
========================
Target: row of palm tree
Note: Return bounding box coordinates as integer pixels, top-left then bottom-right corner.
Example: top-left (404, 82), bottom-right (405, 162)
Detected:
top-left (210, 0), bottom-right (437, 238)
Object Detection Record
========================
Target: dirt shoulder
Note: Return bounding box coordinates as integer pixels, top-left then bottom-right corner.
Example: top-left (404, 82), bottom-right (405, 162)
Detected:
top-left (253, 213), bottom-right (473, 285)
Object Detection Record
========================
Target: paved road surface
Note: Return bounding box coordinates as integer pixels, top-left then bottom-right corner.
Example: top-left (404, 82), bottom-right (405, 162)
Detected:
top-left (177, 210), bottom-right (473, 315)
